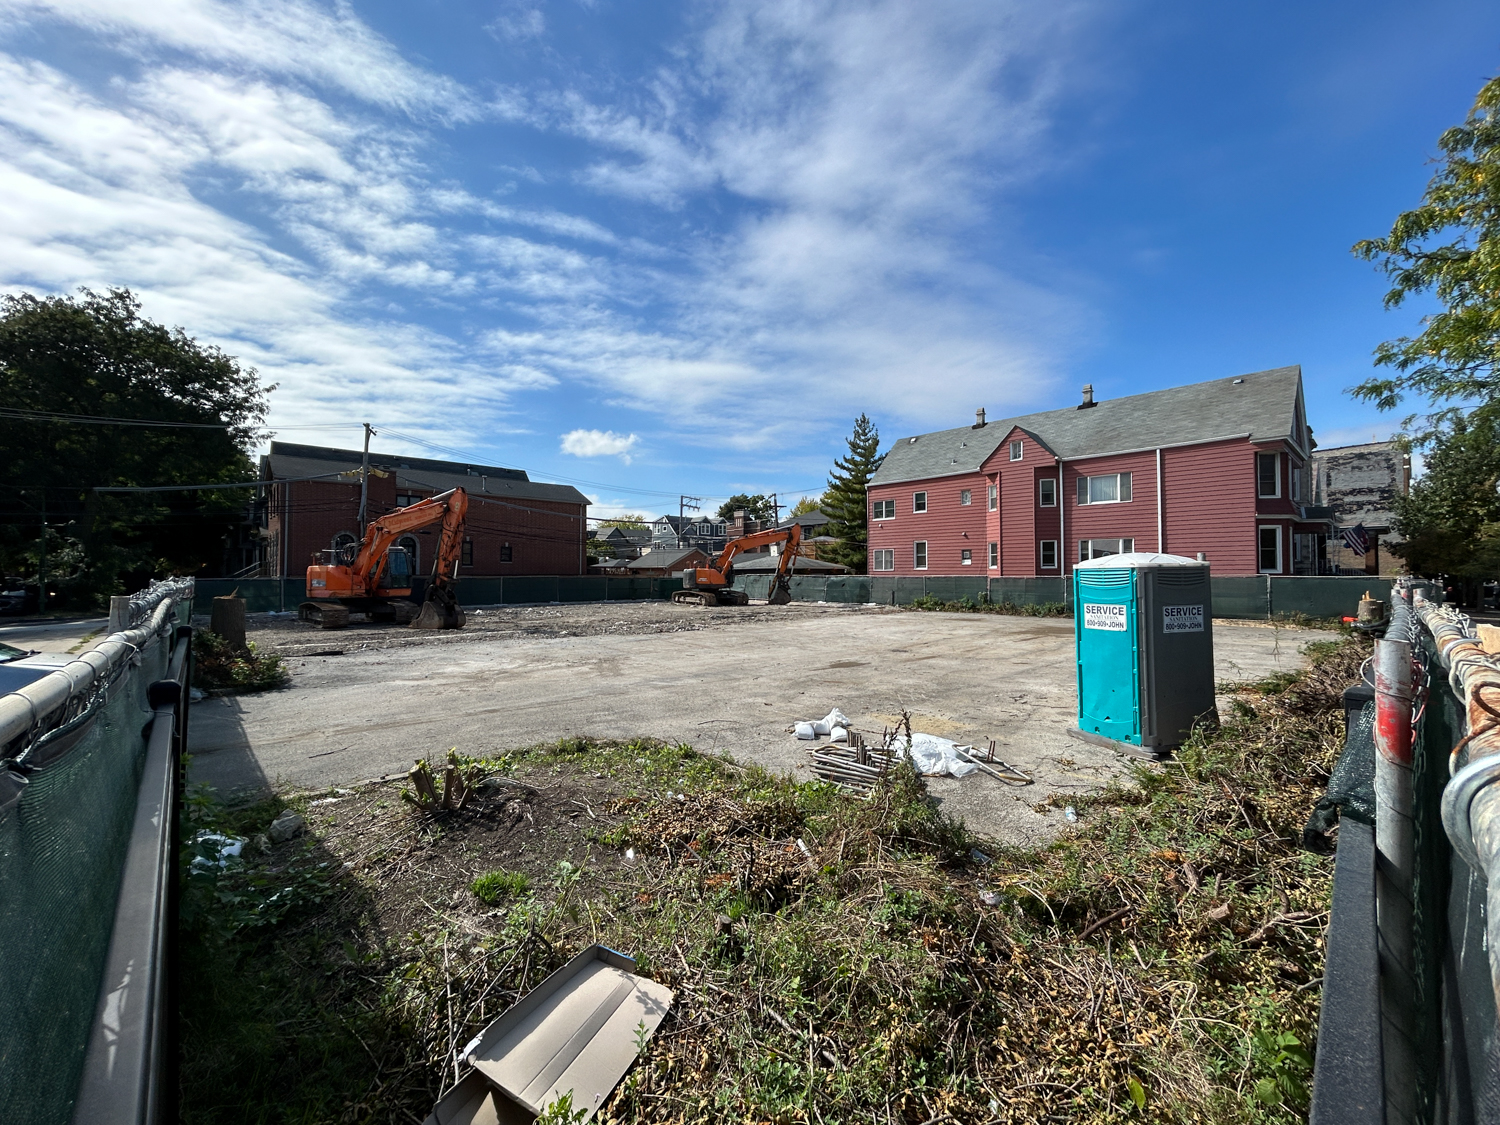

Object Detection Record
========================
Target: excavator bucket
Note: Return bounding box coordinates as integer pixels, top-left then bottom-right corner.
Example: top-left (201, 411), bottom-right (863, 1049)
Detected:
top-left (411, 586), bottom-right (466, 630)
top-left (767, 576), bottom-right (793, 606)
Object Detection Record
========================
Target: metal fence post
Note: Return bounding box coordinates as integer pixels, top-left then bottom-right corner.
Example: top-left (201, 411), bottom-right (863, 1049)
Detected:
top-left (1374, 618), bottom-right (1417, 1125)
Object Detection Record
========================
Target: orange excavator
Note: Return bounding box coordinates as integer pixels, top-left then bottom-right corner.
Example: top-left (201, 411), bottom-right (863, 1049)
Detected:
top-left (300, 487), bottom-right (469, 630)
top-left (671, 523), bottom-right (802, 607)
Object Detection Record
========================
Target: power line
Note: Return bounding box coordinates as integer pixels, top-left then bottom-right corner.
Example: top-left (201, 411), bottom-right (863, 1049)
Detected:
top-left (0, 406), bottom-right (234, 428)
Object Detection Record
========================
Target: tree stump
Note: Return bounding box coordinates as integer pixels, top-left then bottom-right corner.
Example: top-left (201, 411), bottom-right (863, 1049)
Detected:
top-left (210, 593), bottom-right (248, 653)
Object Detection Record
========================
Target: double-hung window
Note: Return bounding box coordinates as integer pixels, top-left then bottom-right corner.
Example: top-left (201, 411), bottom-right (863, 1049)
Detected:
top-left (1039, 541), bottom-right (1058, 569)
top-left (987, 483), bottom-right (998, 511)
top-left (871, 549), bottom-right (895, 571)
top-left (988, 542), bottom-right (998, 568)
top-left (500, 542), bottom-right (513, 563)
top-left (461, 537), bottom-right (473, 567)
top-left (871, 499), bottom-right (895, 520)
top-left (1009, 440), bottom-right (1023, 461)
top-left (1039, 478), bottom-right (1057, 507)
top-left (913, 541), bottom-right (928, 570)
top-left (1076, 472), bottom-right (1133, 505)
top-left (1256, 452), bottom-right (1281, 498)
top-left (1258, 525), bottom-right (1282, 573)
top-left (913, 491), bottom-right (928, 513)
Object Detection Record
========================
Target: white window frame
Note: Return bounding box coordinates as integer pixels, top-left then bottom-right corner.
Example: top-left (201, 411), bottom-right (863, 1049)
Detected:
top-left (961, 548), bottom-right (972, 566)
top-left (1076, 472), bottom-right (1133, 506)
top-left (959, 489), bottom-right (972, 506)
top-left (1009, 440), bottom-right (1023, 461)
top-left (871, 548), bottom-right (895, 572)
top-left (872, 499), bottom-right (895, 521)
top-left (987, 482), bottom-right (997, 511)
top-left (1079, 538), bottom-right (1135, 561)
top-left (1256, 452), bottom-right (1281, 499)
top-left (1039, 540), bottom-right (1058, 569)
top-left (913, 491), bottom-right (928, 514)
top-left (988, 542), bottom-right (998, 569)
top-left (1258, 524), bottom-right (1283, 573)
top-left (1039, 478), bottom-right (1056, 507)
top-left (913, 541), bottom-right (928, 570)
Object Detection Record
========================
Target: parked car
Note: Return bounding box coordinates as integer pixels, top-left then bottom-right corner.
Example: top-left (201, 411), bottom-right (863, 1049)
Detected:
top-left (0, 641), bottom-right (73, 694)
top-left (0, 584), bottom-right (33, 616)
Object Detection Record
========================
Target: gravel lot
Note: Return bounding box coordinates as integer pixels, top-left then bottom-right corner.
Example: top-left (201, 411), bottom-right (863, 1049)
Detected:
top-left (189, 600), bottom-right (1336, 844)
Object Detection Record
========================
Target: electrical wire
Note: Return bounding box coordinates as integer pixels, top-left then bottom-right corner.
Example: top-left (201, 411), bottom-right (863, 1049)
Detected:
top-left (0, 407), bottom-right (234, 428)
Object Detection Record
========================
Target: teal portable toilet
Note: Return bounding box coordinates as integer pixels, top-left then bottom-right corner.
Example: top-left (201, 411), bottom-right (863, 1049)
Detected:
top-left (1072, 552), bottom-right (1216, 754)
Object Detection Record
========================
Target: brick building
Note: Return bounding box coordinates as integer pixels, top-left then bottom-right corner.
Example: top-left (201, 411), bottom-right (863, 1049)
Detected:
top-left (261, 442), bottom-right (589, 578)
top-left (867, 366), bottom-right (1335, 578)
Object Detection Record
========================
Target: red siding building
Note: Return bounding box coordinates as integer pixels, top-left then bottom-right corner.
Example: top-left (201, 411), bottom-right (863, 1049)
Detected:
top-left (261, 442), bottom-right (590, 578)
top-left (867, 366), bottom-right (1334, 578)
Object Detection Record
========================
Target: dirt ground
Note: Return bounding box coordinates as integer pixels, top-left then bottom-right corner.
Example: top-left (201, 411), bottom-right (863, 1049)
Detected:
top-left (188, 600), bottom-right (1337, 845)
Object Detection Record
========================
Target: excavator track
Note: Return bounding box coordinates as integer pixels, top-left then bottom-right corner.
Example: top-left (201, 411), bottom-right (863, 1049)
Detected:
top-left (298, 601), bottom-right (351, 629)
top-left (670, 589), bottom-right (717, 607)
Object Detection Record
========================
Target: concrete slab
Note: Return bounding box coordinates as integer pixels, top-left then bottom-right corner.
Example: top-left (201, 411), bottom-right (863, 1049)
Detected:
top-left (187, 603), bottom-right (1335, 845)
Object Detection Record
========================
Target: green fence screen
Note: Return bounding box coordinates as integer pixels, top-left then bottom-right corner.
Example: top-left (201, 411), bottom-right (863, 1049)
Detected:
top-left (0, 610), bottom-right (180, 1124)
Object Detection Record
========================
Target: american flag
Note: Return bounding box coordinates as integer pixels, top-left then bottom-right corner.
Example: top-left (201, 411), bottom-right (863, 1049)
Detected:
top-left (1341, 524), bottom-right (1370, 556)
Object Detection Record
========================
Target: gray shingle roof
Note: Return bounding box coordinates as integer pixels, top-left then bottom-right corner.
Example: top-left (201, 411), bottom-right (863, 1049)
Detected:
top-left (623, 547), bottom-right (704, 570)
top-left (262, 442), bottom-right (589, 506)
top-left (871, 366), bottom-right (1306, 487)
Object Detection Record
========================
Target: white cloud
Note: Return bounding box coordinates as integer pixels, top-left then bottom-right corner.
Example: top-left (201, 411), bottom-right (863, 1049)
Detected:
top-left (560, 429), bottom-right (640, 462)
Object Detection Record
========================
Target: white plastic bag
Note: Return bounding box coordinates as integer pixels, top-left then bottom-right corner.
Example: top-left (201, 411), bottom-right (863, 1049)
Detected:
top-left (891, 733), bottom-right (979, 778)
top-left (794, 721), bottom-right (817, 740)
top-left (830, 726), bottom-right (848, 743)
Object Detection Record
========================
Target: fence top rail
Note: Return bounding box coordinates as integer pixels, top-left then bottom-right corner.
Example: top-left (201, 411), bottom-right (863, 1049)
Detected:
top-left (0, 578), bottom-right (193, 754)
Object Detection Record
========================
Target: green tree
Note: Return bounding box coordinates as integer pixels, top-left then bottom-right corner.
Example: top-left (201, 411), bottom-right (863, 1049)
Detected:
top-left (1388, 409), bottom-right (1500, 602)
top-left (0, 288), bottom-right (270, 609)
top-left (715, 493), bottom-right (776, 521)
top-left (821, 415), bottom-right (882, 573)
top-left (1353, 74), bottom-right (1500, 429)
top-left (789, 494), bottom-right (824, 517)
top-left (595, 514), bottom-right (648, 528)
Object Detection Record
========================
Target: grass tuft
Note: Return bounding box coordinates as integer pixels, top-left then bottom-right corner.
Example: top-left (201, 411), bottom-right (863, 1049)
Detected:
top-left (470, 869), bottom-right (530, 904)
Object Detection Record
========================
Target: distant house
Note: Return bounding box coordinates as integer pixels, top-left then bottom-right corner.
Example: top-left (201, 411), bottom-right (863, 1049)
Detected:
top-left (616, 546), bottom-right (710, 578)
top-left (596, 525), bottom-right (652, 560)
top-left (1311, 441), bottom-right (1411, 576)
top-left (650, 515), bottom-right (728, 554)
top-left (867, 366), bottom-right (1334, 578)
top-left (781, 508), bottom-right (839, 560)
top-left (731, 554), bottom-right (850, 575)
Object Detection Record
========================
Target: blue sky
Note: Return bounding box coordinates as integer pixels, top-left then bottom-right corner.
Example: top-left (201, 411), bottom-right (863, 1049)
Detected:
top-left (1, 0), bottom-right (1496, 518)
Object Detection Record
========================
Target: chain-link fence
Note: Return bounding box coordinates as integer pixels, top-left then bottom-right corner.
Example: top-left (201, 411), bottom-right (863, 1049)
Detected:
top-left (0, 579), bottom-right (193, 1125)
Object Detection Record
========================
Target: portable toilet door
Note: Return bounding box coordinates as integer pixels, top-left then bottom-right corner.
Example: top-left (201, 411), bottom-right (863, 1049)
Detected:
top-left (1074, 562), bottom-right (1140, 744)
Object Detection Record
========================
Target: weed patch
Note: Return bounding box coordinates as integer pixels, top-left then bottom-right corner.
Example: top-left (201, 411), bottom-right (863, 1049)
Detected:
top-left (192, 629), bottom-right (289, 694)
top-left (181, 638), bottom-right (1362, 1123)
top-left (906, 593), bottom-right (1069, 617)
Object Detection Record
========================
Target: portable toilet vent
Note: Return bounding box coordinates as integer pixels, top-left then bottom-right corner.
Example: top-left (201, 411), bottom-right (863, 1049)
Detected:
top-left (1072, 552), bottom-right (1215, 753)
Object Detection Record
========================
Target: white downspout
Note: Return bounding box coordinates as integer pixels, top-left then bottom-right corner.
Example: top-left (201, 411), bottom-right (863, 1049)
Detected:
top-left (1057, 459), bottom-right (1065, 575)
top-left (1155, 447), bottom-right (1164, 553)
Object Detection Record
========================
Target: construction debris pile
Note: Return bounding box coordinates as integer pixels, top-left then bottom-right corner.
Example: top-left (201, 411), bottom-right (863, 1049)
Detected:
top-left (795, 707), bottom-right (1033, 792)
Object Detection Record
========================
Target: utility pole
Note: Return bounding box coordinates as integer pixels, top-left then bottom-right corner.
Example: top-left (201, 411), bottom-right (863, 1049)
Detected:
top-left (679, 494), bottom-right (702, 549)
top-left (38, 489), bottom-right (47, 613)
top-left (358, 423), bottom-right (375, 534)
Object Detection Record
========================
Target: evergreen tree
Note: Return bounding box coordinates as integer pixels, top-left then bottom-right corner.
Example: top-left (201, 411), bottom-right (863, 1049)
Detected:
top-left (821, 415), bottom-right (882, 573)
top-left (715, 493), bottom-right (776, 521)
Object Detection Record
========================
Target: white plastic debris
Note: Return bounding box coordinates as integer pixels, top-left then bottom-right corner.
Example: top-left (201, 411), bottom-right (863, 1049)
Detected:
top-left (191, 832), bottom-right (245, 871)
top-left (889, 733), bottom-right (980, 778)
top-left (795, 708), bottom-right (851, 739)
top-left (1064, 806), bottom-right (1078, 823)
top-left (624, 847), bottom-right (637, 865)
top-left (829, 726), bottom-right (849, 743)
top-left (189, 687), bottom-right (207, 702)
top-left (979, 889), bottom-right (1002, 907)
